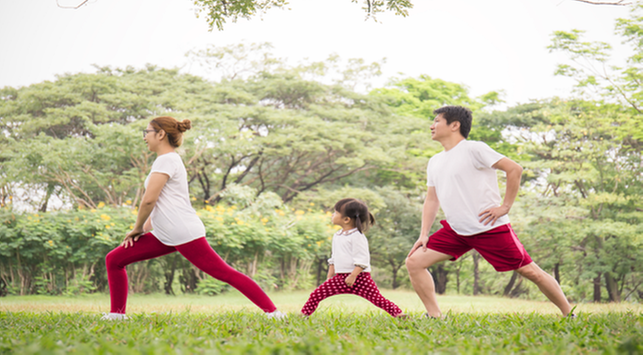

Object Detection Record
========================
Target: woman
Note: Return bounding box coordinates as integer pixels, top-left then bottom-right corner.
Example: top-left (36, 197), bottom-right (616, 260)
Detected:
top-left (102, 116), bottom-right (285, 320)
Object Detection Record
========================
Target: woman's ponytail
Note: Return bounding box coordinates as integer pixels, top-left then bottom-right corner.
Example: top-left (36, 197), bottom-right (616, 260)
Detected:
top-left (177, 119), bottom-right (192, 133)
top-left (150, 116), bottom-right (191, 147)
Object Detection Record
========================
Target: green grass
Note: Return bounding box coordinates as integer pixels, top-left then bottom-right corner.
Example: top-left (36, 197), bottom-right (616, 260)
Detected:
top-left (1, 291), bottom-right (642, 354)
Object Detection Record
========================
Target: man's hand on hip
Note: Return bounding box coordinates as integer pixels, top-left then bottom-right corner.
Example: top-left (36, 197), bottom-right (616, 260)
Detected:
top-left (407, 235), bottom-right (429, 258)
top-left (478, 205), bottom-right (510, 226)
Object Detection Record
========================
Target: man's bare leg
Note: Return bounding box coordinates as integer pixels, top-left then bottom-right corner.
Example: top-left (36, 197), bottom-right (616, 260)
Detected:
top-left (406, 249), bottom-right (452, 318)
top-left (516, 262), bottom-right (572, 316)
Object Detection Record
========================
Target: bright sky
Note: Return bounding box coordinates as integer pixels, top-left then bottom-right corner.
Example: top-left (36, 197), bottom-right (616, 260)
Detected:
top-left (0, 0), bottom-right (633, 106)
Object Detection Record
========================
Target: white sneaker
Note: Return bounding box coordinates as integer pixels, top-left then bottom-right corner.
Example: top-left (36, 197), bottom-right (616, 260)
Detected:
top-left (100, 312), bottom-right (129, 320)
top-left (265, 310), bottom-right (287, 320)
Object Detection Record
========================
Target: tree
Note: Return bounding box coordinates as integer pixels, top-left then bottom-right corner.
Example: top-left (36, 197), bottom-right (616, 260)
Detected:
top-left (192, 0), bottom-right (413, 31)
top-left (56, 0), bottom-right (633, 32)
top-left (572, 1), bottom-right (632, 5)
top-left (548, 3), bottom-right (643, 120)
top-left (181, 43), bottom-right (423, 205)
top-left (485, 99), bottom-right (643, 302)
top-left (543, 3), bottom-right (643, 301)
top-left (370, 75), bottom-right (501, 120)
top-left (0, 66), bottom-right (212, 210)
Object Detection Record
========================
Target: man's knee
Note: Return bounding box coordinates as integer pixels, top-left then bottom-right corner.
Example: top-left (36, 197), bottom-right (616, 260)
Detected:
top-left (406, 250), bottom-right (450, 273)
top-left (405, 256), bottom-right (422, 273)
top-left (406, 253), bottom-right (432, 273)
top-left (517, 263), bottom-right (545, 283)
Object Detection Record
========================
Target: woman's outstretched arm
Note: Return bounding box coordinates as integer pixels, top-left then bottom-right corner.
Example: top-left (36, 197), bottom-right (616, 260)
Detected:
top-left (121, 172), bottom-right (169, 248)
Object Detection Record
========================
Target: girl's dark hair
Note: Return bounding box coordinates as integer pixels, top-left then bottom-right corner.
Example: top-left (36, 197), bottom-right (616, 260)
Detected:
top-left (150, 116), bottom-right (192, 148)
top-left (334, 198), bottom-right (376, 234)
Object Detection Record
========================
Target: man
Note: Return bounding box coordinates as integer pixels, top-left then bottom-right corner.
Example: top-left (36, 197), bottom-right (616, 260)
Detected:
top-left (406, 105), bottom-right (572, 318)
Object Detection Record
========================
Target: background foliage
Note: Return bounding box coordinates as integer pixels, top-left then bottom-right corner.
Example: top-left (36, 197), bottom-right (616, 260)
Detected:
top-left (1, 7), bottom-right (642, 303)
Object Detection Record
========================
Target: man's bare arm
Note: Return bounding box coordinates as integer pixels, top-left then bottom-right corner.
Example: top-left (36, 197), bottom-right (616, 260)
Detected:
top-left (407, 186), bottom-right (440, 257)
top-left (479, 157), bottom-right (523, 226)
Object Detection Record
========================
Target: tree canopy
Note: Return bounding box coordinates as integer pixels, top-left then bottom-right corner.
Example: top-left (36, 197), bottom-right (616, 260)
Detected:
top-left (193, 0), bottom-right (414, 31)
top-left (2, 7), bottom-right (643, 301)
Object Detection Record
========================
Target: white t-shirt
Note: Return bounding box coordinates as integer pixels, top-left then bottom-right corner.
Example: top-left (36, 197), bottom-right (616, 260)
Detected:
top-left (327, 228), bottom-right (371, 273)
top-left (144, 152), bottom-right (205, 246)
top-left (427, 140), bottom-right (509, 236)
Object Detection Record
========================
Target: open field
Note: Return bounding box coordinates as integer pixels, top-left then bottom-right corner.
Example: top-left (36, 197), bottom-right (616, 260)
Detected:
top-left (1, 290), bottom-right (642, 354)
top-left (3, 290), bottom-right (642, 315)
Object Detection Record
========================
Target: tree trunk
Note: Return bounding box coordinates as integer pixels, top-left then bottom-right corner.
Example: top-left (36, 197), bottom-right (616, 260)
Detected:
top-left (592, 236), bottom-right (605, 303)
top-left (16, 251), bottom-right (28, 296)
top-left (472, 251), bottom-right (480, 296)
top-left (503, 271), bottom-right (519, 297)
top-left (0, 278), bottom-right (7, 297)
top-left (164, 255), bottom-right (178, 295)
top-left (246, 251), bottom-right (259, 278)
top-left (252, 251), bottom-right (259, 277)
top-left (389, 258), bottom-right (402, 290)
top-left (391, 265), bottom-right (398, 290)
top-left (604, 272), bottom-right (621, 302)
top-left (288, 257), bottom-right (302, 289)
top-left (280, 257), bottom-right (286, 282)
top-left (315, 258), bottom-right (326, 287)
top-left (509, 278), bottom-right (527, 298)
top-left (593, 273), bottom-right (602, 302)
top-left (454, 258), bottom-right (465, 294)
top-left (430, 265), bottom-right (449, 294)
top-left (554, 263), bottom-right (560, 284)
top-left (180, 267), bottom-right (198, 294)
top-left (39, 183), bottom-right (55, 212)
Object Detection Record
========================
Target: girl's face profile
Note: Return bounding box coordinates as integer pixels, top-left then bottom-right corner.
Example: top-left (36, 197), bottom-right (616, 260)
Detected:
top-left (331, 209), bottom-right (349, 227)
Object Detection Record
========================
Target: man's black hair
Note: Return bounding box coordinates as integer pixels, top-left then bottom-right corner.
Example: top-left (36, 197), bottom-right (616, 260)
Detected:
top-left (433, 106), bottom-right (472, 139)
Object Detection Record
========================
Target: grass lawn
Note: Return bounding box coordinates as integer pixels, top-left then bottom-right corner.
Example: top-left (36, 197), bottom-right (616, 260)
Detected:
top-left (1, 290), bottom-right (642, 354)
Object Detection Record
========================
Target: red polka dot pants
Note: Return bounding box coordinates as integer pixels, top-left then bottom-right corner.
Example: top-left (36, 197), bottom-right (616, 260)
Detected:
top-left (301, 272), bottom-right (403, 317)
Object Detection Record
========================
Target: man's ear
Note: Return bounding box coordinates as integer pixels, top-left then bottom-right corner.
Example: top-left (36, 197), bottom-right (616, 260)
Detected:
top-left (450, 121), bottom-right (461, 132)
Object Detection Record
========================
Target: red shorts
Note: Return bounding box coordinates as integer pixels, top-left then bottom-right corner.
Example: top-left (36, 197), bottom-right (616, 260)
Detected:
top-left (426, 220), bottom-right (533, 272)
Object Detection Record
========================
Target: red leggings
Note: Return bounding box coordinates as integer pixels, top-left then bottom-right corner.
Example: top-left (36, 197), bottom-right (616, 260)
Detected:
top-left (105, 233), bottom-right (276, 314)
top-left (301, 272), bottom-right (403, 317)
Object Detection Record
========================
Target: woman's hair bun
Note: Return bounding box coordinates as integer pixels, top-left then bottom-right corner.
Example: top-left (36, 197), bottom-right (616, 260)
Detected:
top-left (177, 119), bottom-right (192, 132)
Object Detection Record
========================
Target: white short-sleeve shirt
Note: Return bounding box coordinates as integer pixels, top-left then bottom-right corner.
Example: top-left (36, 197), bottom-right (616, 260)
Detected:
top-left (427, 140), bottom-right (509, 236)
top-left (144, 152), bottom-right (205, 246)
top-left (327, 228), bottom-right (371, 273)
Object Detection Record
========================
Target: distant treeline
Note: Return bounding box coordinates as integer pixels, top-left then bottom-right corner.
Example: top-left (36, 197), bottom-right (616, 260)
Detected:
top-left (1, 35), bottom-right (642, 301)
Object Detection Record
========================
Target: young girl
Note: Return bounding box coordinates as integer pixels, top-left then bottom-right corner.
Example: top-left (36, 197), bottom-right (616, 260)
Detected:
top-left (102, 116), bottom-right (285, 320)
top-left (301, 198), bottom-right (406, 318)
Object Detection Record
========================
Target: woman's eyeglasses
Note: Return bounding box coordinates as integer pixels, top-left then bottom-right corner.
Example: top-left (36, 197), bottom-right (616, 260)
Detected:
top-left (142, 129), bottom-right (157, 138)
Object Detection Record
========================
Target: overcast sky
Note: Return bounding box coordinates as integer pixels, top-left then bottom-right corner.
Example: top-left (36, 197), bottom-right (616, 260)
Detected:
top-left (0, 0), bottom-right (633, 106)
